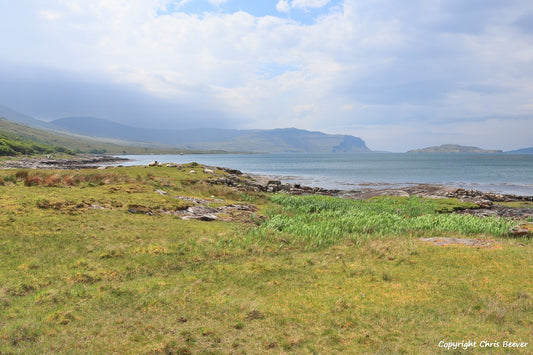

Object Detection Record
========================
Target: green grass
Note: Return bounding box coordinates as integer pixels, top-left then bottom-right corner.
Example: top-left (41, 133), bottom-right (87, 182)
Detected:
top-left (496, 201), bottom-right (533, 208)
top-left (254, 195), bottom-right (511, 249)
top-left (0, 166), bottom-right (531, 354)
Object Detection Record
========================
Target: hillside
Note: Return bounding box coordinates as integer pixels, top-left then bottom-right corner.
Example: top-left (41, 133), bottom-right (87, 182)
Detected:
top-left (0, 118), bottom-right (205, 155)
top-left (408, 144), bottom-right (502, 153)
top-left (0, 105), bottom-right (371, 153)
top-left (0, 124), bottom-right (74, 156)
top-left (51, 116), bottom-right (370, 153)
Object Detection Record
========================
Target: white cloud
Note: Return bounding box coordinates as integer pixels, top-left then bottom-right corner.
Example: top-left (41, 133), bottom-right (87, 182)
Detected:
top-left (0, 0), bottom-right (533, 150)
top-left (291, 0), bottom-right (331, 10)
top-left (276, 0), bottom-right (332, 13)
top-left (163, 0), bottom-right (193, 9)
top-left (207, 0), bottom-right (228, 6)
top-left (39, 10), bottom-right (63, 21)
top-left (276, 0), bottom-right (290, 13)
top-left (293, 104), bottom-right (317, 115)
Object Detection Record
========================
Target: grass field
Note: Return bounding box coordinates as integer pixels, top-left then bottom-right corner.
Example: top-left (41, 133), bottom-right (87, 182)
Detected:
top-left (0, 165), bottom-right (531, 354)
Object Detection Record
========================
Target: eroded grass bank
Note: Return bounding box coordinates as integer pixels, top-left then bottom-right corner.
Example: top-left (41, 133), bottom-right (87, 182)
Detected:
top-left (0, 165), bottom-right (531, 354)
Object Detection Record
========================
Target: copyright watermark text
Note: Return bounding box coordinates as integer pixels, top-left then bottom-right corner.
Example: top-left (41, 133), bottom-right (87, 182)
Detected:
top-left (438, 340), bottom-right (529, 350)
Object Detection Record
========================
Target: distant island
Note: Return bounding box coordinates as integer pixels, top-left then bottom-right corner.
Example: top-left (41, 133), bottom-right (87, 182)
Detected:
top-left (408, 144), bottom-right (502, 154)
top-left (506, 147), bottom-right (533, 154)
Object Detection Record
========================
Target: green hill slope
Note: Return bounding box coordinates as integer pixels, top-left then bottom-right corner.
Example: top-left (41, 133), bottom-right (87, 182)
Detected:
top-left (0, 126), bottom-right (74, 156)
top-left (0, 118), bottom-right (202, 155)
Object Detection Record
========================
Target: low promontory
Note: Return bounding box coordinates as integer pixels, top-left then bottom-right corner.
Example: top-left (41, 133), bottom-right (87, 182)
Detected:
top-left (408, 144), bottom-right (502, 153)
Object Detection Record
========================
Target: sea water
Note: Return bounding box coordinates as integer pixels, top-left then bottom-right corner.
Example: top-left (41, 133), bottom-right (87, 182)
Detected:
top-left (115, 153), bottom-right (533, 196)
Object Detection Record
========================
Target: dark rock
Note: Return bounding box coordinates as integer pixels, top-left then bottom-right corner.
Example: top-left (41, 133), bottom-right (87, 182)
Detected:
top-left (279, 183), bottom-right (291, 191)
top-left (459, 207), bottom-right (533, 219)
top-left (510, 224), bottom-right (533, 237)
top-left (218, 167), bottom-right (242, 175)
top-left (175, 203), bottom-right (256, 221)
top-left (180, 206), bottom-right (218, 219)
top-left (472, 198), bottom-right (493, 208)
top-left (128, 208), bottom-right (153, 216)
top-left (173, 196), bottom-right (211, 204)
top-left (195, 215), bottom-right (217, 221)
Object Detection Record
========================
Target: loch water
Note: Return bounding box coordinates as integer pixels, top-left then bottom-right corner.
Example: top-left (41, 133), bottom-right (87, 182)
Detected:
top-left (115, 153), bottom-right (533, 196)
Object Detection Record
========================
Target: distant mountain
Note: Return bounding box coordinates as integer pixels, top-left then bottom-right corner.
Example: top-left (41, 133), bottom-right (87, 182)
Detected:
top-left (408, 144), bottom-right (502, 154)
top-left (506, 147), bottom-right (533, 154)
top-left (0, 117), bottom-right (205, 155)
top-left (0, 104), bottom-right (58, 130)
top-left (0, 104), bottom-right (370, 153)
top-left (51, 117), bottom-right (245, 145)
top-left (51, 116), bottom-right (370, 153)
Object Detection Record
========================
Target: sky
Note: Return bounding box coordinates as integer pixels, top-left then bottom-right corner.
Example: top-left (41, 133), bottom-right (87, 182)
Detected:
top-left (0, 0), bottom-right (532, 152)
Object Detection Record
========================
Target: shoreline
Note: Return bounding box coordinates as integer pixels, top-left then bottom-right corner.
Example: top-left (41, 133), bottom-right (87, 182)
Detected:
top-left (245, 172), bottom-right (533, 201)
top-left (240, 171), bottom-right (533, 202)
top-left (115, 153), bottom-right (533, 197)
top-left (248, 173), bottom-right (533, 198)
top-left (0, 155), bottom-right (129, 170)
top-left (242, 174), bottom-right (533, 221)
top-left (1, 155), bottom-right (532, 208)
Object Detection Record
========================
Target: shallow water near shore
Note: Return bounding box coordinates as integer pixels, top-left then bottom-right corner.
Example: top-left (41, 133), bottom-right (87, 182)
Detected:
top-left (115, 153), bottom-right (533, 196)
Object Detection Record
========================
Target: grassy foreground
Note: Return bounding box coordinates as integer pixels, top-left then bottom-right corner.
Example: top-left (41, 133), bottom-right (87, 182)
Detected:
top-left (0, 165), bottom-right (531, 354)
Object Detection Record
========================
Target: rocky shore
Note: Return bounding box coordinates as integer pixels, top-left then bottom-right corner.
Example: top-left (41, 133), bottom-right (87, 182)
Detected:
top-left (212, 166), bottom-right (532, 202)
top-left (208, 166), bottom-right (533, 223)
top-left (0, 155), bottom-right (129, 170)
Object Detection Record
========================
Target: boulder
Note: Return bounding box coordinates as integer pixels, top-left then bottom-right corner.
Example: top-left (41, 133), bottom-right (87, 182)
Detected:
top-left (511, 224), bottom-right (533, 237)
top-left (179, 206), bottom-right (218, 221)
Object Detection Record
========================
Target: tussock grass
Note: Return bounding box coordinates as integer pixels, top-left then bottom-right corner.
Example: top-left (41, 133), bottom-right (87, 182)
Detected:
top-left (256, 195), bottom-right (513, 249)
top-left (0, 166), bottom-right (531, 353)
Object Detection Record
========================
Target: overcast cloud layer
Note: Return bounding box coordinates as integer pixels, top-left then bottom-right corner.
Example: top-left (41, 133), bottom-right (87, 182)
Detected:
top-left (0, 0), bottom-right (532, 151)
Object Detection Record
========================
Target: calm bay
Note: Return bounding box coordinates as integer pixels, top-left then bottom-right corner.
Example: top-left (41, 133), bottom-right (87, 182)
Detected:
top-left (116, 153), bottom-right (533, 196)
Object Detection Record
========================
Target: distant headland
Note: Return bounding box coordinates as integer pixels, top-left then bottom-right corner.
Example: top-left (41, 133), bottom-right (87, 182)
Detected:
top-left (408, 144), bottom-right (502, 154)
